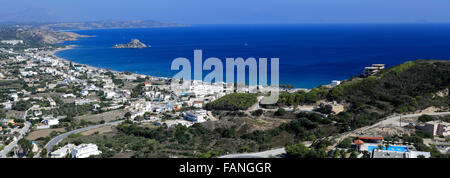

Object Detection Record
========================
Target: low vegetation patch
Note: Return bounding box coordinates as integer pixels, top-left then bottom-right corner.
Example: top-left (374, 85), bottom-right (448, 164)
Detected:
top-left (205, 93), bottom-right (257, 111)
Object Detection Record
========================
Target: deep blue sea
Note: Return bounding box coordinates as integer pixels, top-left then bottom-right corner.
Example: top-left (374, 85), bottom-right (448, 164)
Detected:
top-left (56, 24), bottom-right (450, 88)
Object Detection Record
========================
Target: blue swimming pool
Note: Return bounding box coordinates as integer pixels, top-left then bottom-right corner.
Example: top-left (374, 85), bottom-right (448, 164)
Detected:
top-left (368, 146), bottom-right (409, 152)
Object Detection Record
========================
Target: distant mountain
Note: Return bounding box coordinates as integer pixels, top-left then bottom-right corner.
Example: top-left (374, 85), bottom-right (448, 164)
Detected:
top-left (0, 8), bottom-right (187, 30)
top-left (0, 19), bottom-right (188, 46)
top-left (0, 8), bottom-right (61, 23)
top-left (0, 8), bottom-right (188, 31)
top-left (0, 27), bottom-right (88, 46)
top-left (36, 20), bottom-right (189, 31)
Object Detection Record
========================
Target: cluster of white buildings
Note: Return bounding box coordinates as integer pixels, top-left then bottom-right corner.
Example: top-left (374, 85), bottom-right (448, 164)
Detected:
top-left (364, 64), bottom-right (386, 76)
top-left (50, 143), bottom-right (101, 158)
top-left (71, 143), bottom-right (102, 158)
top-left (129, 99), bottom-right (152, 119)
top-left (35, 115), bottom-right (62, 129)
top-left (1, 40), bottom-right (23, 45)
top-left (371, 149), bottom-right (431, 158)
top-left (183, 110), bottom-right (207, 123)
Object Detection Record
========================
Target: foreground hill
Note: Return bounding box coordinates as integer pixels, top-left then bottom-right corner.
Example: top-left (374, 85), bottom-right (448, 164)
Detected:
top-left (328, 59), bottom-right (450, 129)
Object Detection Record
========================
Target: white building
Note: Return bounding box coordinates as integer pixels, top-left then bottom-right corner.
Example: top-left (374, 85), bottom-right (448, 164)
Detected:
top-left (40, 118), bottom-right (59, 126)
top-left (331, 80), bottom-right (341, 87)
top-left (75, 99), bottom-right (94, 105)
top-left (81, 90), bottom-right (89, 96)
top-left (61, 94), bottom-right (76, 98)
top-left (71, 143), bottom-right (102, 158)
top-left (104, 90), bottom-right (117, 99)
top-left (8, 93), bottom-right (19, 101)
top-left (34, 110), bottom-right (42, 116)
top-left (51, 144), bottom-right (76, 158)
top-left (183, 110), bottom-right (207, 123)
top-left (129, 99), bottom-right (152, 119)
top-left (192, 101), bottom-right (203, 108)
top-left (1, 40), bottom-right (23, 45)
top-left (409, 151), bottom-right (431, 158)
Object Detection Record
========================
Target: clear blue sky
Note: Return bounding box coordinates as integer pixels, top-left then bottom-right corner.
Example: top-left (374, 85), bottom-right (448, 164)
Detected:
top-left (1, 0), bottom-right (450, 24)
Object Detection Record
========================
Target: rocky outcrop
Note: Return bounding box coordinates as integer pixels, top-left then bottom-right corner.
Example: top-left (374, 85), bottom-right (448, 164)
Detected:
top-left (1, 28), bottom-right (90, 45)
top-left (113, 39), bottom-right (148, 48)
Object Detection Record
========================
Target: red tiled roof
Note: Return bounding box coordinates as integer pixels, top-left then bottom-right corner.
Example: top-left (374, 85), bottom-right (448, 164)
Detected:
top-left (354, 139), bottom-right (364, 145)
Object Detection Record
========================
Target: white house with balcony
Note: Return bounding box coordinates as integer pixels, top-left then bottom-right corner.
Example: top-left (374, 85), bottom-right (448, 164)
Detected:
top-left (71, 143), bottom-right (102, 158)
top-left (183, 110), bottom-right (207, 123)
top-left (51, 144), bottom-right (76, 158)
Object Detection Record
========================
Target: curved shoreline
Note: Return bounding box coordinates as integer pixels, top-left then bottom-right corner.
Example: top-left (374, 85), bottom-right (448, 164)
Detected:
top-left (52, 44), bottom-right (156, 78)
top-left (50, 31), bottom-right (314, 90)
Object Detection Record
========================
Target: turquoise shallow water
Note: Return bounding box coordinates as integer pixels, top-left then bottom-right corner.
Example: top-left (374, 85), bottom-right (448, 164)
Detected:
top-left (56, 24), bottom-right (450, 88)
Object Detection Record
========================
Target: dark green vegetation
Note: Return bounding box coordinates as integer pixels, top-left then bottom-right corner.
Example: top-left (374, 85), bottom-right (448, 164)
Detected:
top-left (285, 142), bottom-right (328, 158)
top-left (57, 60), bottom-right (450, 158)
top-left (66, 122), bottom-right (256, 158)
top-left (272, 87), bottom-right (329, 106)
top-left (12, 100), bottom-right (32, 111)
top-left (242, 112), bottom-right (335, 148)
top-left (63, 110), bottom-right (335, 158)
top-left (418, 115), bottom-right (435, 122)
top-left (329, 60), bottom-right (450, 129)
top-left (17, 139), bottom-right (34, 158)
top-left (271, 60), bottom-right (450, 131)
top-left (205, 93), bottom-right (257, 111)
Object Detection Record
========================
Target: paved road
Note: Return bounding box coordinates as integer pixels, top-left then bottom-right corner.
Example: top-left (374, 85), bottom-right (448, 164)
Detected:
top-left (365, 112), bottom-right (450, 130)
top-left (219, 111), bottom-right (450, 158)
top-left (0, 109), bottom-right (31, 158)
top-left (219, 148), bottom-right (286, 158)
top-left (326, 111), bottom-right (450, 150)
top-left (35, 120), bottom-right (124, 158)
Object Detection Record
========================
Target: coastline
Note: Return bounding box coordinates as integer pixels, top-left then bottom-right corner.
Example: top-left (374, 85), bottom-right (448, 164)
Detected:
top-left (51, 43), bottom-right (164, 79)
top-left (50, 31), bottom-right (313, 90)
top-left (49, 29), bottom-right (352, 91)
top-left (51, 45), bottom-right (313, 91)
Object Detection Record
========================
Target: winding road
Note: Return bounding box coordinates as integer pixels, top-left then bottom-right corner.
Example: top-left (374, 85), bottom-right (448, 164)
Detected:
top-left (34, 120), bottom-right (124, 158)
top-left (218, 111), bottom-right (450, 158)
top-left (326, 111), bottom-right (450, 151)
top-left (0, 109), bottom-right (31, 158)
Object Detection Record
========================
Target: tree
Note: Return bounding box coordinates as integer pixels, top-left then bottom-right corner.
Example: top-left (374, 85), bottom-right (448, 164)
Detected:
top-left (40, 148), bottom-right (48, 158)
top-left (314, 104), bottom-right (333, 115)
top-left (274, 108), bottom-right (286, 116)
top-left (349, 151), bottom-right (358, 158)
top-left (418, 115), bottom-right (434, 123)
top-left (239, 145), bottom-right (250, 153)
top-left (7, 150), bottom-right (14, 157)
top-left (18, 139), bottom-right (32, 156)
top-left (285, 143), bottom-right (309, 158)
top-left (251, 109), bottom-right (264, 117)
top-left (337, 138), bottom-right (352, 148)
top-left (12, 100), bottom-right (32, 111)
top-left (362, 151), bottom-right (370, 158)
top-left (124, 112), bottom-right (131, 119)
top-left (204, 93), bottom-right (257, 111)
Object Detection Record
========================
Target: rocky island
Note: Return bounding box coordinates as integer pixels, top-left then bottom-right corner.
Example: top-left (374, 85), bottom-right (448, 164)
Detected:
top-left (113, 39), bottom-right (148, 48)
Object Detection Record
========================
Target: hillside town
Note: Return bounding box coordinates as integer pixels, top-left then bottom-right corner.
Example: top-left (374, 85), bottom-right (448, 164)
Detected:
top-left (0, 43), bottom-right (243, 157)
top-left (0, 34), bottom-right (449, 158)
